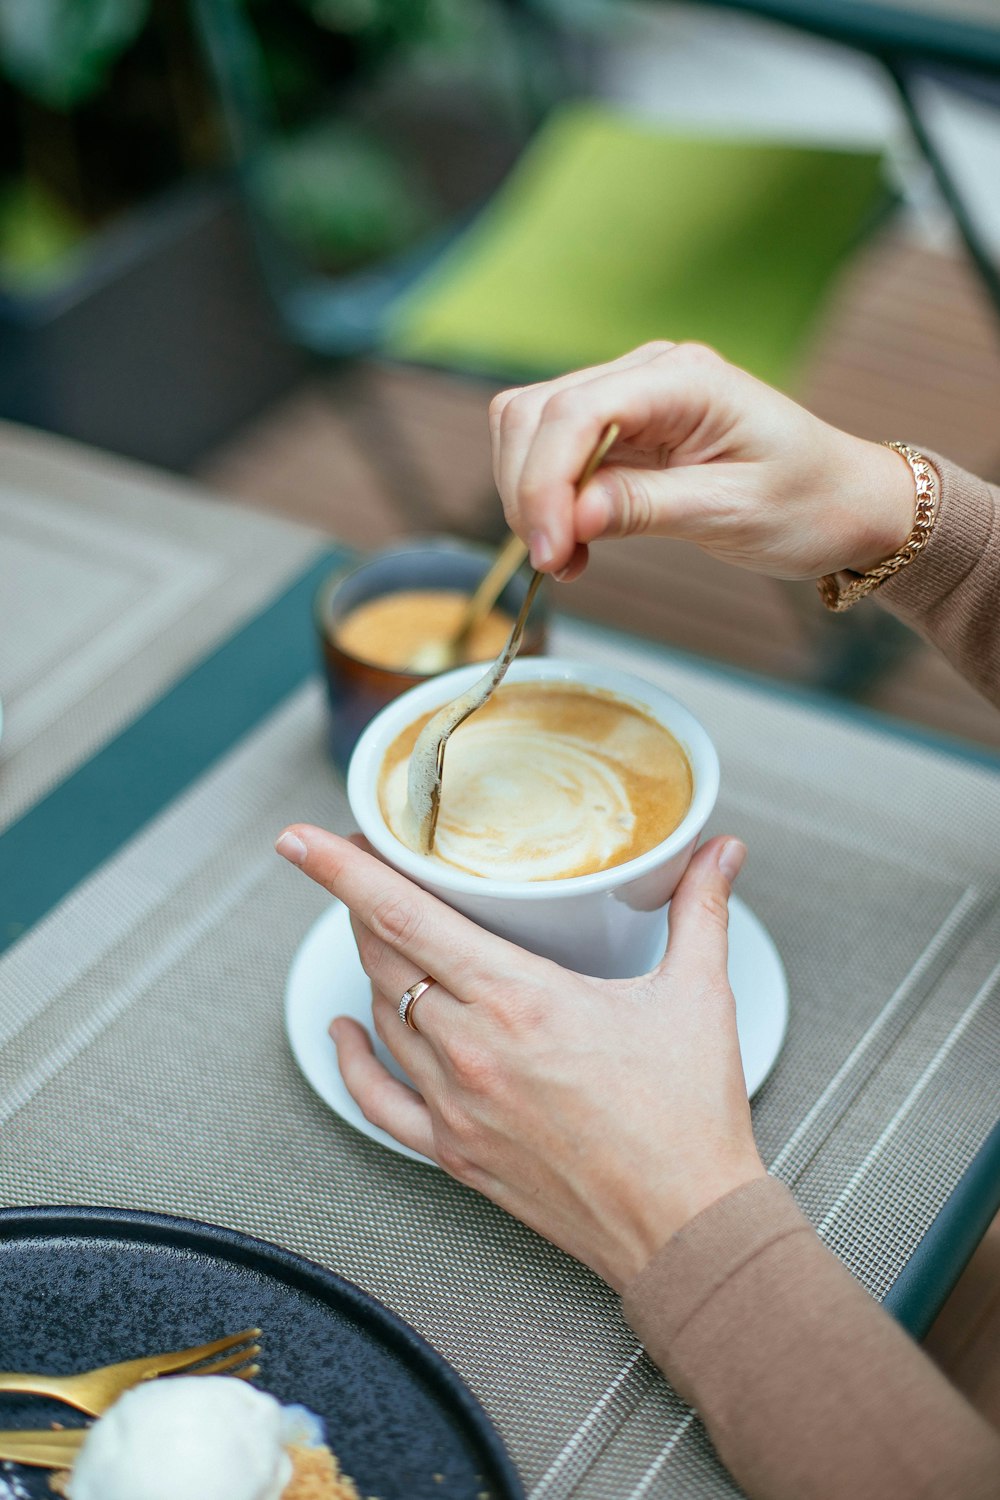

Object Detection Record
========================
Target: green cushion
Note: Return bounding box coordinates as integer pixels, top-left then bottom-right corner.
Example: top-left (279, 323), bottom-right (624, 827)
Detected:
top-left (385, 101), bottom-right (887, 390)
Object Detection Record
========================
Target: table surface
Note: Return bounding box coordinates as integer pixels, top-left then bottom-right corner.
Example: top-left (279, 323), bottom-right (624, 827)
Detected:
top-left (2, 420), bottom-right (999, 1499)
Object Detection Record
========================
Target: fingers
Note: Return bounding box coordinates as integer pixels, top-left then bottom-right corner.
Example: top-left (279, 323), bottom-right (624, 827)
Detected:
top-left (275, 826), bottom-right (528, 1000)
top-left (488, 343), bottom-right (666, 499)
top-left (574, 458), bottom-right (746, 550)
top-left (661, 835), bottom-right (747, 982)
top-left (345, 827), bottom-right (466, 1050)
top-left (367, 982), bottom-right (451, 1098)
top-left (350, 909), bottom-right (465, 1050)
top-left (518, 352), bottom-right (717, 570)
top-left (554, 541), bottom-right (589, 583)
top-left (350, 908), bottom-right (456, 1010)
top-left (493, 342), bottom-right (733, 573)
top-left (329, 1017), bottom-right (437, 1158)
top-left (489, 343), bottom-right (672, 563)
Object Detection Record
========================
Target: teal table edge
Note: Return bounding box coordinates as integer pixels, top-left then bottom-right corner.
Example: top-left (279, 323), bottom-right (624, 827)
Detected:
top-left (0, 546), bottom-right (347, 957)
top-left (884, 1118), bottom-right (1000, 1338)
top-left (2, 546), bottom-right (998, 1337)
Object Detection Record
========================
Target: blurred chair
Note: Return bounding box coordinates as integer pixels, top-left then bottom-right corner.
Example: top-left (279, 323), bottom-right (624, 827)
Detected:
top-left (191, 0), bottom-right (922, 700)
top-left (684, 0), bottom-right (1000, 323)
top-left (192, 0), bottom-right (562, 355)
top-left (676, 0), bottom-right (1000, 698)
top-left (382, 103), bottom-right (887, 390)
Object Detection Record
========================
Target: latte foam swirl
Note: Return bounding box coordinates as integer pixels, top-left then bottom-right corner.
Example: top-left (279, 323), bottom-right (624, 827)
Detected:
top-left (384, 719), bottom-right (637, 881)
top-left (380, 682), bottom-right (693, 882)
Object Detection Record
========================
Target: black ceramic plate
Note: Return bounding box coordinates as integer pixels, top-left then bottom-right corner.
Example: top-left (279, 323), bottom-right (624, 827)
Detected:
top-left (0, 1207), bottom-right (524, 1500)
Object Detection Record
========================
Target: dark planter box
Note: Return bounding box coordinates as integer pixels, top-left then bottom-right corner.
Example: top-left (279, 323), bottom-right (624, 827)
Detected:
top-left (0, 177), bottom-right (307, 471)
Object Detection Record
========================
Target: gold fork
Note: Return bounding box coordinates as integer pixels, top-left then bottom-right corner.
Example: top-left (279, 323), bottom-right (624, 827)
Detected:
top-left (0, 1327), bottom-right (261, 1418)
top-left (0, 1427), bottom-right (87, 1468)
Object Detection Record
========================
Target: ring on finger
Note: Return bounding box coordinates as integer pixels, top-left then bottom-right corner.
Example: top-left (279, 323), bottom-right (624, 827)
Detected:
top-left (398, 976), bottom-right (437, 1032)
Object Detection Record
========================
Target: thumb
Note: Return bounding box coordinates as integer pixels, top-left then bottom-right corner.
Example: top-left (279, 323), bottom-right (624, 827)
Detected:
top-left (575, 468), bottom-right (665, 544)
top-left (576, 461), bottom-right (748, 550)
top-left (658, 836), bottom-right (746, 979)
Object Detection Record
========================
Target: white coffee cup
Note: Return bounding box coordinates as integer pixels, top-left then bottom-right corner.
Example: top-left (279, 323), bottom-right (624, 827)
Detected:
top-left (346, 657), bottom-right (720, 979)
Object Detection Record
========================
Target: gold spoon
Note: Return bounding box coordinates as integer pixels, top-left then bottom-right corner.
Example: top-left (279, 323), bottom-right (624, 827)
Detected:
top-left (404, 422), bottom-right (620, 854)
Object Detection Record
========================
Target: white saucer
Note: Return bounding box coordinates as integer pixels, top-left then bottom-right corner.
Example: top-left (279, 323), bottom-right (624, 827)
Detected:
top-left (285, 895), bottom-right (789, 1166)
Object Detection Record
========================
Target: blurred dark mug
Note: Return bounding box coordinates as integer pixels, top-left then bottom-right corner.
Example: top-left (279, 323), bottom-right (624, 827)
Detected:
top-left (315, 538), bottom-right (549, 775)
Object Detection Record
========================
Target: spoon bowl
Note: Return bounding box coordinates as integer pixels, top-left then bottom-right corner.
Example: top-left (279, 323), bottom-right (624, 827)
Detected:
top-left (404, 570), bottom-right (544, 852)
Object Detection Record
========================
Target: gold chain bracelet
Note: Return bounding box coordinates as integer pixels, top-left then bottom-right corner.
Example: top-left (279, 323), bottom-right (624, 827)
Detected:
top-left (816, 442), bottom-right (939, 613)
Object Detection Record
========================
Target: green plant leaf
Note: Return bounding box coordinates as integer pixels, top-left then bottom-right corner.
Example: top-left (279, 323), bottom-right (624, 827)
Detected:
top-left (0, 177), bottom-right (85, 290)
top-left (298, 0), bottom-right (475, 56)
top-left (0, 0), bottom-right (151, 108)
top-left (252, 118), bottom-right (437, 270)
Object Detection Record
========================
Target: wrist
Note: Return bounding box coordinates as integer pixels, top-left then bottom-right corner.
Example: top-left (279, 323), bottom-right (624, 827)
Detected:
top-left (841, 437), bottom-right (918, 574)
top-left (606, 1156), bottom-right (768, 1292)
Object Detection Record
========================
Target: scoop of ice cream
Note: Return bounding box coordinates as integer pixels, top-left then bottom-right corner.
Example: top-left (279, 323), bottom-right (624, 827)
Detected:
top-left (68, 1376), bottom-right (293, 1500)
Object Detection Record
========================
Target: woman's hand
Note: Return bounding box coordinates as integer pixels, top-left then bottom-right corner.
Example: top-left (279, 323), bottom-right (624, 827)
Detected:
top-left (490, 341), bottom-right (916, 583)
top-left (275, 826), bottom-right (765, 1291)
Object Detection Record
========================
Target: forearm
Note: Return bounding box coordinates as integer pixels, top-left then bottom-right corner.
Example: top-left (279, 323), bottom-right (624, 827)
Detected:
top-left (875, 454), bottom-right (1000, 709)
top-left (622, 1178), bottom-right (1000, 1500)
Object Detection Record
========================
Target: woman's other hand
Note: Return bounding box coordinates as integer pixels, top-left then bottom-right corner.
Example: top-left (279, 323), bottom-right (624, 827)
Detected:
top-left (489, 341), bottom-right (915, 583)
top-left (275, 825), bottom-right (765, 1291)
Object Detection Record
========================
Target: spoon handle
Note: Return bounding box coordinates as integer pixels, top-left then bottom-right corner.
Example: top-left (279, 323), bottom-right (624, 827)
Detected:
top-left (420, 568), bottom-right (543, 847)
top-left (577, 421), bottom-right (620, 490)
top-left (451, 533), bottom-right (528, 660)
top-left (434, 569), bottom-right (544, 774)
top-left (415, 422), bottom-right (621, 852)
top-left (451, 421), bottom-right (619, 660)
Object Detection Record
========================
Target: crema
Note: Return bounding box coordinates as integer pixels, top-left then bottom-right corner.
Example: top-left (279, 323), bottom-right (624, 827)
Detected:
top-left (379, 683), bottom-right (692, 881)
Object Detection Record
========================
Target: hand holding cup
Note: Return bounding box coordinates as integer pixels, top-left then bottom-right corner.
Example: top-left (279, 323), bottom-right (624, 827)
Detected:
top-left (275, 824), bottom-right (763, 1290)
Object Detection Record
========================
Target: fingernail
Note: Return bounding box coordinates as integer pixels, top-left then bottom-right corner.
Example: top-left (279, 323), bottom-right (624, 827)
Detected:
top-left (554, 565), bottom-right (572, 582)
top-left (275, 830), bottom-right (308, 866)
top-left (529, 529), bottom-right (553, 569)
top-left (328, 1018), bottom-right (342, 1044)
top-left (718, 839), bottom-right (746, 883)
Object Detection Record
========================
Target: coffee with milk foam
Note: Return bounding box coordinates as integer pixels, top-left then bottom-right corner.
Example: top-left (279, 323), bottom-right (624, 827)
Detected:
top-left (379, 682), bottom-right (692, 882)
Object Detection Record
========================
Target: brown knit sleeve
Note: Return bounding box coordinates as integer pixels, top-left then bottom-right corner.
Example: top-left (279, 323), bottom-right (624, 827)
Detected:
top-left (875, 454), bottom-right (999, 708)
top-left (621, 1177), bottom-right (1000, 1500)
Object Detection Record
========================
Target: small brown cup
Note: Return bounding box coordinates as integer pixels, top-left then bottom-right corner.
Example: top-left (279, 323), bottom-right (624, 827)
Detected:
top-left (315, 537), bottom-right (549, 775)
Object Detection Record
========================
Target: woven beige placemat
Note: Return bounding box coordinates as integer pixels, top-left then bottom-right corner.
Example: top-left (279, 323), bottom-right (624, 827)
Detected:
top-left (0, 421), bottom-right (323, 829)
top-left (2, 612), bottom-right (999, 1496)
